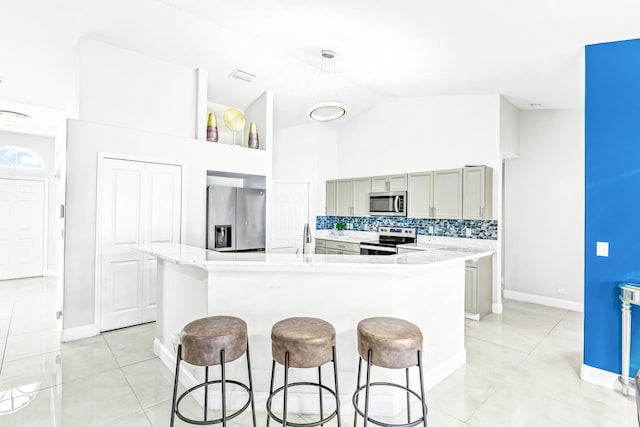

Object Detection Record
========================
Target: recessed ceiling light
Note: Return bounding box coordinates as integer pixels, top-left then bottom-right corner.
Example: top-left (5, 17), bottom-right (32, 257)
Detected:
top-left (529, 103), bottom-right (543, 109)
top-left (228, 69), bottom-right (255, 83)
top-left (0, 110), bottom-right (31, 126)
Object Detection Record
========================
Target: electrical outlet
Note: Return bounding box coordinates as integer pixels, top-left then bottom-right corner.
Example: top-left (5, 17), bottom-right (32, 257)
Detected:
top-left (558, 287), bottom-right (567, 295)
top-left (364, 224), bottom-right (369, 231)
top-left (428, 226), bottom-right (434, 234)
top-left (466, 228), bottom-right (472, 237)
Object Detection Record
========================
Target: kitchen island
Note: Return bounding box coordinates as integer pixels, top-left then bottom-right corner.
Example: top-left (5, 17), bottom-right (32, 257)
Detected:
top-left (137, 242), bottom-right (493, 415)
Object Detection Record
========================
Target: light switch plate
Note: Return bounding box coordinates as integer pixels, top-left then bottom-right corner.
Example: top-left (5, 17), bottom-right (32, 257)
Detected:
top-left (596, 241), bottom-right (609, 257)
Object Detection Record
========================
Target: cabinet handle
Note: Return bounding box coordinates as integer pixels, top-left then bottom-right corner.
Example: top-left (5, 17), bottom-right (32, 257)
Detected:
top-left (480, 206), bottom-right (484, 218)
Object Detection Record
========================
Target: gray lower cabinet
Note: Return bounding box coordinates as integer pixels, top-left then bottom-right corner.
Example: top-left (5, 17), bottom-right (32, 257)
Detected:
top-left (315, 239), bottom-right (326, 254)
top-left (325, 240), bottom-right (360, 255)
top-left (465, 256), bottom-right (493, 320)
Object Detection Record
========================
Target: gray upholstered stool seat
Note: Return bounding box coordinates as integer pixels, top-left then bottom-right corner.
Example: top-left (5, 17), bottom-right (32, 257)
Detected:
top-left (181, 316), bottom-right (248, 366)
top-left (357, 316), bottom-right (423, 369)
top-left (353, 317), bottom-right (427, 427)
top-left (271, 317), bottom-right (336, 368)
top-left (170, 315), bottom-right (256, 427)
top-left (267, 317), bottom-right (341, 427)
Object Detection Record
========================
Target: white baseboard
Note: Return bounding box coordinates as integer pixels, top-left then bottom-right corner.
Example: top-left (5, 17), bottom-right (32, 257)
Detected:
top-left (503, 289), bottom-right (583, 312)
top-left (60, 323), bottom-right (100, 342)
top-left (580, 364), bottom-right (634, 395)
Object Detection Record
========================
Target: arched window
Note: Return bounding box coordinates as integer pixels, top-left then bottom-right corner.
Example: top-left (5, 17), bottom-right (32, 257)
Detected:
top-left (0, 146), bottom-right (44, 169)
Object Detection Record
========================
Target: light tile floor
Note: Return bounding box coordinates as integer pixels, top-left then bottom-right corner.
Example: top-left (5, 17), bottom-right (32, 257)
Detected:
top-left (0, 276), bottom-right (636, 426)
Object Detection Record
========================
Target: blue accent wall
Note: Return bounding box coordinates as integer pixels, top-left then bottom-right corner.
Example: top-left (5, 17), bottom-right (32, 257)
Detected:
top-left (585, 38), bottom-right (640, 376)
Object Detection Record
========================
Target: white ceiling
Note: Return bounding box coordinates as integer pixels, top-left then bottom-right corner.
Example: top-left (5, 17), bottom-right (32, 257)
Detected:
top-left (1, 0), bottom-right (640, 137)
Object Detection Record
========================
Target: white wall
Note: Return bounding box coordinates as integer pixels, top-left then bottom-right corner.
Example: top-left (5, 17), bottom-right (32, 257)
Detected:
top-left (504, 109), bottom-right (584, 306)
top-left (500, 97), bottom-right (520, 159)
top-left (336, 95), bottom-right (502, 216)
top-left (0, 131), bottom-right (58, 273)
top-left (273, 123), bottom-right (338, 219)
top-left (79, 39), bottom-right (198, 139)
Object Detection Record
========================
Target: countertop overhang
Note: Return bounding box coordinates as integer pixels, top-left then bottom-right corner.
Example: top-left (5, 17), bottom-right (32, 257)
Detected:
top-left (136, 242), bottom-right (494, 271)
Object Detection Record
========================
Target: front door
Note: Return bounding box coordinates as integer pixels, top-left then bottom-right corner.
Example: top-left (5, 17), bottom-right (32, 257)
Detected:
top-left (98, 158), bottom-right (181, 331)
top-left (0, 178), bottom-right (45, 280)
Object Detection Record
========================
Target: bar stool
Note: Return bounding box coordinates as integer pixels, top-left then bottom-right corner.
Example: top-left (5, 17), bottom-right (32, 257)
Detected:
top-left (266, 317), bottom-right (341, 427)
top-left (352, 317), bottom-right (427, 427)
top-left (170, 316), bottom-right (256, 427)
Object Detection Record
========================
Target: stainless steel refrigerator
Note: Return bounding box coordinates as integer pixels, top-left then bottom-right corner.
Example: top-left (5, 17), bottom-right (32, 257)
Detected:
top-left (206, 186), bottom-right (266, 252)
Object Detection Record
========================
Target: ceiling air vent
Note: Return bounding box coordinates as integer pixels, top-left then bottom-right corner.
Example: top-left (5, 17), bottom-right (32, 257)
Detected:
top-left (228, 68), bottom-right (255, 83)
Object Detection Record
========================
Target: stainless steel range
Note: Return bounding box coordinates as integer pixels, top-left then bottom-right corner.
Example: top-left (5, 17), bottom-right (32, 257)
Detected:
top-left (360, 227), bottom-right (417, 255)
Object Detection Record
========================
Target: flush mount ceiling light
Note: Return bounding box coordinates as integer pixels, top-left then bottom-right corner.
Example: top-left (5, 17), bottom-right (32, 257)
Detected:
top-left (0, 110), bottom-right (30, 126)
top-left (308, 49), bottom-right (347, 122)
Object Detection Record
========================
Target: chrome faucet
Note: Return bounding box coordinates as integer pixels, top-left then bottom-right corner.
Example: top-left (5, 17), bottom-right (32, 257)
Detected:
top-left (302, 223), bottom-right (313, 255)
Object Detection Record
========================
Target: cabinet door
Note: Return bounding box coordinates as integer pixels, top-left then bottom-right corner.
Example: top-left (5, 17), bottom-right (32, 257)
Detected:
top-left (337, 179), bottom-right (353, 216)
top-left (326, 248), bottom-right (342, 255)
top-left (465, 265), bottom-right (478, 314)
top-left (352, 177), bottom-right (371, 216)
top-left (336, 179), bottom-right (353, 216)
top-left (326, 180), bottom-right (337, 215)
top-left (434, 169), bottom-right (462, 219)
top-left (389, 174), bottom-right (408, 191)
top-left (315, 246), bottom-right (326, 254)
top-left (371, 176), bottom-right (389, 192)
top-left (407, 172), bottom-right (433, 218)
top-left (463, 166), bottom-right (492, 220)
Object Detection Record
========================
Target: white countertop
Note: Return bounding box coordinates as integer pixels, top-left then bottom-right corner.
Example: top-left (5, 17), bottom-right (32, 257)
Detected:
top-left (136, 242), bottom-right (493, 271)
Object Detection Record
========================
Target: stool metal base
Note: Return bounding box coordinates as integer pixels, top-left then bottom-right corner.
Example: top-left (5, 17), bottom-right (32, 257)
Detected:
top-left (352, 350), bottom-right (427, 427)
top-left (266, 347), bottom-right (341, 427)
top-left (170, 344), bottom-right (257, 427)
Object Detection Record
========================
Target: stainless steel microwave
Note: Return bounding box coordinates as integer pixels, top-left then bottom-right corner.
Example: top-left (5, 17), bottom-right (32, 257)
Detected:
top-left (369, 191), bottom-right (407, 216)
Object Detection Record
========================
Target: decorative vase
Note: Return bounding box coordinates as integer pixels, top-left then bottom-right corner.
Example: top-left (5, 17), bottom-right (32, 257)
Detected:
top-left (247, 122), bottom-right (259, 149)
top-left (206, 113), bottom-right (218, 142)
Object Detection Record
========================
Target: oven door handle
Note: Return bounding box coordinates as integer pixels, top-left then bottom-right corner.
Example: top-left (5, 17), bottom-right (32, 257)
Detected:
top-left (394, 196), bottom-right (400, 213)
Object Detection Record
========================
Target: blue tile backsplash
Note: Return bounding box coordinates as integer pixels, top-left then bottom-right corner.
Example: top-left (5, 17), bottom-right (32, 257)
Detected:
top-left (316, 216), bottom-right (498, 240)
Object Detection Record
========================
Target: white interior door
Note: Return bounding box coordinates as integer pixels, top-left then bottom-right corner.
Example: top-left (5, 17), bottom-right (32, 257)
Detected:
top-left (99, 158), bottom-right (181, 331)
top-left (0, 178), bottom-right (45, 280)
top-left (271, 181), bottom-right (309, 254)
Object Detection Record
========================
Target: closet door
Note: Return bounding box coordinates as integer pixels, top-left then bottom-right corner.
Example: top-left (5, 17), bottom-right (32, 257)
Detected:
top-left (98, 158), bottom-right (181, 331)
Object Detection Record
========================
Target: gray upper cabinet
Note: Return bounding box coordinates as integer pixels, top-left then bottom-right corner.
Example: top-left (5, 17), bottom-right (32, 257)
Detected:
top-left (352, 177), bottom-right (371, 216)
top-left (463, 166), bottom-right (493, 220)
top-left (433, 168), bottom-right (463, 219)
top-left (326, 166), bottom-right (491, 220)
top-left (325, 180), bottom-right (337, 215)
top-left (407, 171), bottom-right (434, 218)
top-left (371, 174), bottom-right (408, 192)
top-left (336, 179), bottom-right (353, 216)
